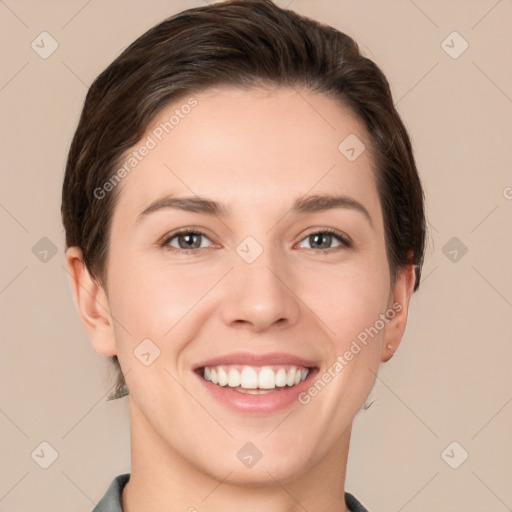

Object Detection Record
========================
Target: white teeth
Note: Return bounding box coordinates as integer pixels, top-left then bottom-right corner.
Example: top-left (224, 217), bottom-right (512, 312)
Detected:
top-left (217, 367), bottom-right (228, 386)
top-left (258, 367), bottom-right (275, 389)
top-left (200, 364), bottom-right (311, 390)
top-left (227, 368), bottom-right (240, 387)
top-left (286, 367), bottom-right (296, 386)
top-left (240, 366), bottom-right (258, 388)
top-left (275, 368), bottom-right (287, 387)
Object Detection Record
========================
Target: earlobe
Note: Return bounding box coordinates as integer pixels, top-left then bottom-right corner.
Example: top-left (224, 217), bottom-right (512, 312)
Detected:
top-left (64, 247), bottom-right (117, 357)
top-left (381, 261), bottom-right (416, 363)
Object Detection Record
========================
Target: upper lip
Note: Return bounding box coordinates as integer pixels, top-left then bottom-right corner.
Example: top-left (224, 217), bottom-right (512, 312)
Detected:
top-left (192, 352), bottom-right (318, 370)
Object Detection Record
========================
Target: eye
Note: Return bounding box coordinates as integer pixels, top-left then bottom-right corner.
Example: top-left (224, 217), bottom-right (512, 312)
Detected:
top-left (297, 229), bottom-right (351, 252)
top-left (159, 227), bottom-right (351, 254)
top-left (160, 228), bottom-right (214, 252)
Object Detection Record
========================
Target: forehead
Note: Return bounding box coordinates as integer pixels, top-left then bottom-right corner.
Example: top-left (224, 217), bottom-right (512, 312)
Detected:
top-left (112, 86), bottom-right (381, 225)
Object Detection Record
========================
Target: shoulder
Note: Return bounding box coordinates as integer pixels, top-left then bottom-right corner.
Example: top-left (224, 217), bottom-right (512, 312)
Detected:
top-left (91, 473), bottom-right (130, 512)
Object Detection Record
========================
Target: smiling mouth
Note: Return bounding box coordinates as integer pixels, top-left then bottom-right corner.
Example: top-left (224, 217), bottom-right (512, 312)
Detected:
top-left (197, 364), bottom-right (312, 394)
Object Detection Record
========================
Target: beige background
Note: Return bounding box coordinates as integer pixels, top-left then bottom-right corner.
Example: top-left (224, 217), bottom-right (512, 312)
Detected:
top-left (1, 0), bottom-right (511, 510)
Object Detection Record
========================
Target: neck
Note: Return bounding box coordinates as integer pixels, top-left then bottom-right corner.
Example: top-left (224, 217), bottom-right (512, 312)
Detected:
top-left (122, 399), bottom-right (352, 512)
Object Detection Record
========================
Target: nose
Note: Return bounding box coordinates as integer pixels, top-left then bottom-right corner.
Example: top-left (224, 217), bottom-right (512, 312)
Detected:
top-left (221, 243), bottom-right (300, 333)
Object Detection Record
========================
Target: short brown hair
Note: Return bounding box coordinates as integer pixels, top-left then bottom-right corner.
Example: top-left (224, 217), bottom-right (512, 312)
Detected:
top-left (61, 0), bottom-right (427, 400)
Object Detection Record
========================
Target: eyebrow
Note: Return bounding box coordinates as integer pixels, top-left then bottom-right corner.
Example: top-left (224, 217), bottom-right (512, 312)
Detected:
top-left (136, 193), bottom-right (373, 228)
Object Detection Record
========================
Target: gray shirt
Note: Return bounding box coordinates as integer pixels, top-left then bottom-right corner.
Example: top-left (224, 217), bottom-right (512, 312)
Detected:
top-left (92, 473), bottom-right (370, 512)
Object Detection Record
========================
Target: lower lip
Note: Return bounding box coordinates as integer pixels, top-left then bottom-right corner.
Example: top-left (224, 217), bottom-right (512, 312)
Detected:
top-left (195, 369), bottom-right (318, 414)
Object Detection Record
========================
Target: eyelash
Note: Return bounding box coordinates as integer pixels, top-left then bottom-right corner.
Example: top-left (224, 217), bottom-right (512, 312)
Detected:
top-left (158, 227), bottom-right (352, 254)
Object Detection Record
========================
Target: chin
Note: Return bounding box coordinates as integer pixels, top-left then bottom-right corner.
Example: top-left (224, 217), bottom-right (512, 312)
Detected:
top-left (211, 461), bottom-right (309, 488)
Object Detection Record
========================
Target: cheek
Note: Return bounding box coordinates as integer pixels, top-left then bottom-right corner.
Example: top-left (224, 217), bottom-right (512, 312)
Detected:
top-left (307, 259), bottom-right (390, 341)
top-left (107, 255), bottom-right (221, 346)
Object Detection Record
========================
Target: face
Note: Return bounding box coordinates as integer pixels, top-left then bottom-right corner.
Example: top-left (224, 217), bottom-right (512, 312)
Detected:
top-left (81, 86), bottom-right (412, 485)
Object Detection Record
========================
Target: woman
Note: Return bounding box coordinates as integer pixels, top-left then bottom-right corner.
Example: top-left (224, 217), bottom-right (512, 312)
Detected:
top-left (61, 1), bottom-right (426, 510)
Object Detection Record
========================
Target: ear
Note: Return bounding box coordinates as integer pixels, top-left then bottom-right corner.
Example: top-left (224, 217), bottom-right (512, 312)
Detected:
top-left (380, 257), bottom-right (417, 363)
top-left (64, 246), bottom-right (117, 357)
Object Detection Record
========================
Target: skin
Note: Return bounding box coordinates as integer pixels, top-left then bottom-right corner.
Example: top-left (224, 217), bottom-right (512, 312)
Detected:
top-left (66, 86), bottom-right (416, 512)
